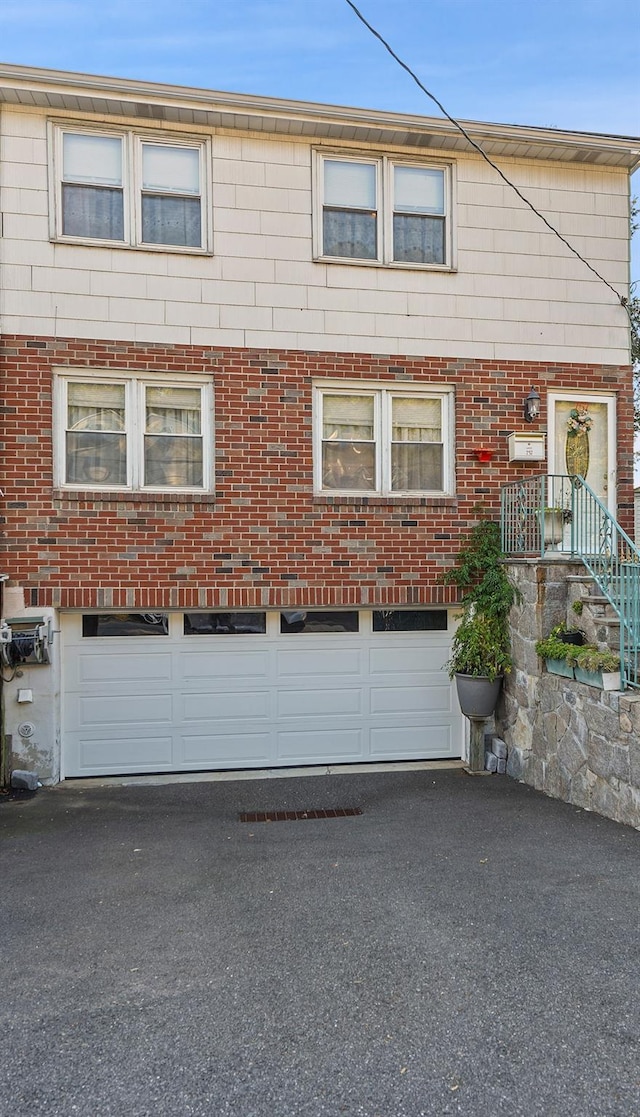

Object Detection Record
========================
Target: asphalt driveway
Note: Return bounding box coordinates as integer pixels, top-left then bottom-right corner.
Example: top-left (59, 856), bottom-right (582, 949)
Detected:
top-left (1, 767), bottom-right (639, 1117)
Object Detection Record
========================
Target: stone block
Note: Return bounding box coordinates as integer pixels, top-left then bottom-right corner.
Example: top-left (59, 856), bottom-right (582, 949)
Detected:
top-left (491, 738), bottom-right (508, 760)
top-left (629, 739), bottom-right (640, 790)
top-left (583, 703), bottom-right (621, 740)
top-left (569, 769), bottom-right (594, 812)
top-left (556, 727), bottom-right (587, 777)
top-left (620, 695), bottom-right (640, 735)
top-left (530, 756), bottom-right (546, 791)
top-left (512, 668), bottom-right (539, 708)
top-left (587, 736), bottom-right (630, 784)
top-left (496, 758), bottom-right (507, 774)
top-left (485, 751), bottom-right (498, 772)
top-left (11, 769), bottom-right (39, 791)
top-left (509, 709), bottom-right (535, 754)
top-left (590, 777), bottom-right (620, 824)
top-left (545, 758), bottom-right (571, 802)
top-left (619, 712), bottom-right (633, 735)
top-left (614, 785), bottom-right (640, 830)
top-left (507, 750), bottom-right (520, 777)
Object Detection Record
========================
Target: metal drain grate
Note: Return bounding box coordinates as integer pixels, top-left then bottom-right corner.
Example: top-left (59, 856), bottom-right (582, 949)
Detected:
top-left (239, 807), bottom-right (363, 823)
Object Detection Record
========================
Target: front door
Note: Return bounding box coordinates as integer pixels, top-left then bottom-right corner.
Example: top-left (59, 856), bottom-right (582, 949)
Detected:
top-left (548, 393), bottom-right (616, 511)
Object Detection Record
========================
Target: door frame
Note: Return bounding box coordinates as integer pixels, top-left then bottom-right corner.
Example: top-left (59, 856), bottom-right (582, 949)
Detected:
top-left (547, 391), bottom-right (617, 514)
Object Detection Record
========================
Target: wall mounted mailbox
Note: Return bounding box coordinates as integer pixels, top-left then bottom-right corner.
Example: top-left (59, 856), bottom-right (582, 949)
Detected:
top-left (508, 432), bottom-right (546, 462)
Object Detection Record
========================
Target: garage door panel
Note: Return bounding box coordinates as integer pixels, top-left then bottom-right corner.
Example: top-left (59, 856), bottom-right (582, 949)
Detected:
top-left (370, 684), bottom-right (453, 715)
top-left (369, 647), bottom-right (448, 674)
top-left (74, 736), bottom-right (174, 772)
top-left (72, 651), bottom-right (173, 686)
top-left (179, 733), bottom-right (272, 765)
top-left (78, 693), bottom-right (173, 727)
top-left (182, 690), bottom-right (270, 721)
top-left (277, 728), bottom-right (364, 762)
top-left (370, 723), bottom-right (455, 758)
top-left (277, 687), bottom-right (363, 718)
top-left (180, 650), bottom-right (270, 680)
top-left (277, 648), bottom-right (362, 678)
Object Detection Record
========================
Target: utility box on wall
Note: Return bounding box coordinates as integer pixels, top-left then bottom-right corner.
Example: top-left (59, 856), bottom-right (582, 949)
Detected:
top-left (508, 432), bottom-right (546, 462)
top-left (0, 617), bottom-right (52, 665)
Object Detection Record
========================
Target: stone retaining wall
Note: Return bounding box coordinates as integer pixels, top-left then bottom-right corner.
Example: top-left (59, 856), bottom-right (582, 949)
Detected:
top-left (497, 559), bottom-right (640, 830)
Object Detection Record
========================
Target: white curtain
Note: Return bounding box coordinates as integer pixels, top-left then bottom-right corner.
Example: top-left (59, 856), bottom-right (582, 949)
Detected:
top-left (141, 144), bottom-right (201, 247)
top-left (322, 394), bottom-right (375, 490)
top-left (391, 397), bottom-right (443, 491)
top-left (66, 381), bottom-right (127, 485)
top-left (393, 166), bottom-right (445, 264)
top-left (144, 386), bottom-right (203, 487)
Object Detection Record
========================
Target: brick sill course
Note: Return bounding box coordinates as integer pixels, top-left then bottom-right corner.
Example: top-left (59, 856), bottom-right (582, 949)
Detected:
top-left (313, 494), bottom-right (459, 509)
top-left (52, 489), bottom-right (218, 507)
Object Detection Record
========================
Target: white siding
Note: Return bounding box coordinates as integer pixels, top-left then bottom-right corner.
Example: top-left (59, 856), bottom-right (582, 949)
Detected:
top-left (0, 105), bottom-right (631, 363)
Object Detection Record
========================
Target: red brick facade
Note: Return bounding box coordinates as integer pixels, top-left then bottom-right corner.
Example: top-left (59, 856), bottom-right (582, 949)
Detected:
top-left (2, 333), bottom-right (634, 611)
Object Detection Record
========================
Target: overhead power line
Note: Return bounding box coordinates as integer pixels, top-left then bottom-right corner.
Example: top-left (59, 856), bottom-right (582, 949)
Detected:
top-left (345, 0), bottom-right (631, 317)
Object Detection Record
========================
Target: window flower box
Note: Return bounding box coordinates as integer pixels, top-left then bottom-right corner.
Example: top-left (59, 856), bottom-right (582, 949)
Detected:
top-left (545, 657), bottom-right (575, 678)
top-left (535, 626), bottom-right (584, 678)
top-left (573, 666), bottom-right (621, 690)
top-left (573, 647), bottom-right (621, 691)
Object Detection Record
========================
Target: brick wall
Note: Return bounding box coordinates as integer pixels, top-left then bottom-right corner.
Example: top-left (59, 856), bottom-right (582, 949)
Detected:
top-left (1, 333), bottom-right (634, 611)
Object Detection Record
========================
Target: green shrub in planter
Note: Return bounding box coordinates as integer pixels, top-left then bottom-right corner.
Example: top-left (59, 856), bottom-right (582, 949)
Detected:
top-left (441, 520), bottom-right (517, 684)
top-left (574, 646), bottom-right (620, 674)
top-left (445, 607), bottom-right (512, 683)
top-left (547, 622), bottom-right (586, 646)
top-left (535, 633), bottom-right (579, 663)
top-left (573, 645), bottom-right (621, 689)
top-left (535, 631), bottom-right (580, 678)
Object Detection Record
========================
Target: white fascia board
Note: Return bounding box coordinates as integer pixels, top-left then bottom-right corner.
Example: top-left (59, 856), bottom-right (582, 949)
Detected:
top-left (0, 63), bottom-right (639, 171)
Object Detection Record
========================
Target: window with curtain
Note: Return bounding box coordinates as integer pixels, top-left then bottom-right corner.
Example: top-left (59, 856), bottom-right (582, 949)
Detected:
top-left (65, 381), bottom-right (127, 485)
top-left (321, 393), bottom-right (376, 490)
top-left (392, 165), bottom-right (445, 265)
top-left (316, 385), bottom-right (452, 495)
top-left (62, 133), bottom-right (125, 241)
top-left (141, 144), bottom-right (202, 248)
top-left (391, 396), bottom-right (443, 491)
top-left (322, 160), bottom-right (378, 259)
top-left (144, 385), bottom-right (204, 487)
top-left (56, 374), bottom-right (212, 492)
top-left (316, 152), bottom-right (451, 267)
top-left (55, 127), bottom-right (207, 251)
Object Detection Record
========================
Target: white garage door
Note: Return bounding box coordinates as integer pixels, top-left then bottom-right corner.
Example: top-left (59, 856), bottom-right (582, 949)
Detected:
top-left (61, 609), bottom-right (463, 777)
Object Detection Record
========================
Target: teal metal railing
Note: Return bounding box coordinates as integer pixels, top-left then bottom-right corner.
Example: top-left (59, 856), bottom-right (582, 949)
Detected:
top-left (501, 474), bottom-right (640, 689)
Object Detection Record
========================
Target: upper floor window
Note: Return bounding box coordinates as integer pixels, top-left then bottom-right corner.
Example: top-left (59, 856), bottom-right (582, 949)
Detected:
top-left (50, 125), bottom-right (210, 252)
top-left (53, 370), bottom-right (214, 493)
top-left (314, 382), bottom-right (455, 496)
top-left (314, 152), bottom-right (453, 268)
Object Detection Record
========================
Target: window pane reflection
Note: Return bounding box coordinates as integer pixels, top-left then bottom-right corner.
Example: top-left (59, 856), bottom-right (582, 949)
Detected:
top-left (184, 613), bottom-right (266, 635)
top-left (280, 611), bottom-right (359, 633)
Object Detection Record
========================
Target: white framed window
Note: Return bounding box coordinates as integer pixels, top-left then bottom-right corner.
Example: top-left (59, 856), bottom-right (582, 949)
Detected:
top-left (49, 124), bottom-right (211, 252)
top-left (53, 370), bottom-right (214, 493)
top-left (314, 382), bottom-right (454, 496)
top-left (314, 151), bottom-right (454, 268)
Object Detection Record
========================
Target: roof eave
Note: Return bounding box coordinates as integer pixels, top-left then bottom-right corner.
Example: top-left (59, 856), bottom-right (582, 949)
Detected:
top-left (0, 62), bottom-right (638, 171)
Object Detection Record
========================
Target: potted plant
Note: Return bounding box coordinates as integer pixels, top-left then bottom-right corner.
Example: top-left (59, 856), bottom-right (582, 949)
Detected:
top-left (446, 605), bottom-right (512, 716)
top-left (574, 645), bottom-right (621, 690)
top-left (535, 632), bottom-right (577, 678)
top-left (536, 506), bottom-right (573, 549)
top-left (442, 520), bottom-right (518, 718)
top-left (550, 621), bottom-right (586, 647)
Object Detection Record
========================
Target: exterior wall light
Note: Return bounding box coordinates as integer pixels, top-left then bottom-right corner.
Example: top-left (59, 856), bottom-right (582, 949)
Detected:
top-left (524, 387), bottom-right (541, 423)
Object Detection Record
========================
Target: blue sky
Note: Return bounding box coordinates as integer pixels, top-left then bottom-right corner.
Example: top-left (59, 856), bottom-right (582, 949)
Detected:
top-left (1, 0), bottom-right (639, 277)
top-left (1, 0), bottom-right (638, 133)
